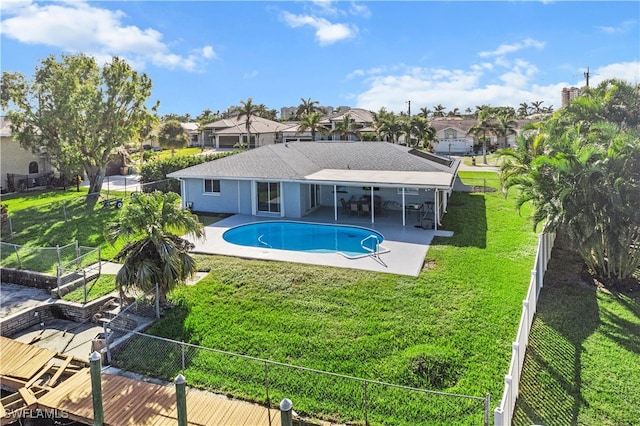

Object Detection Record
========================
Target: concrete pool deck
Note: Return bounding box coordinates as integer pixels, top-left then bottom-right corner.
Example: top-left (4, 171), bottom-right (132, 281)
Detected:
top-left (185, 214), bottom-right (453, 276)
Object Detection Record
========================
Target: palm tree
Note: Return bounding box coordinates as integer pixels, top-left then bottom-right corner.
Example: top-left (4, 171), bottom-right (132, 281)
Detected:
top-left (531, 101), bottom-right (544, 114)
top-left (330, 114), bottom-right (361, 141)
top-left (105, 191), bottom-right (205, 304)
top-left (447, 108), bottom-right (462, 118)
top-left (418, 107), bottom-right (431, 118)
top-left (235, 98), bottom-right (265, 149)
top-left (371, 108), bottom-right (394, 141)
top-left (295, 98), bottom-right (321, 119)
top-left (158, 119), bottom-right (189, 157)
top-left (467, 106), bottom-right (495, 164)
top-left (375, 112), bottom-right (403, 143)
top-left (410, 116), bottom-right (436, 149)
top-left (493, 114), bottom-right (518, 149)
top-left (297, 112), bottom-right (329, 141)
top-left (517, 103), bottom-right (529, 118)
top-left (432, 104), bottom-right (446, 118)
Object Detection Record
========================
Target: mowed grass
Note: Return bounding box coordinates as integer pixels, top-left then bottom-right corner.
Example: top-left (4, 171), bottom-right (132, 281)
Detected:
top-left (114, 171), bottom-right (540, 424)
top-left (513, 248), bottom-right (640, 425)
top-left (61, 274), bottom-right (117, 303)
top-left (1, 188), bottom-right (224, 274)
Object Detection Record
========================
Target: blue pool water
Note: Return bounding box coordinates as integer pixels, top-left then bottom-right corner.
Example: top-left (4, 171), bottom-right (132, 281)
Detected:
top-left (222, 221), bottom-right (384, 258)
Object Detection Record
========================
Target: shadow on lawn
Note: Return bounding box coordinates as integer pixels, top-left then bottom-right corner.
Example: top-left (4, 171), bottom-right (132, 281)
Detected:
top-left (436, 192), bottom-right (487, 248)
top-left (513, 246), bottom-right (599, 425)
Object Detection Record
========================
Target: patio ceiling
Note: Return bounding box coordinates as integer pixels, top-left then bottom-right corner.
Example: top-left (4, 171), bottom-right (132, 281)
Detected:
top-left (303, 169), bottom-right (454, 189)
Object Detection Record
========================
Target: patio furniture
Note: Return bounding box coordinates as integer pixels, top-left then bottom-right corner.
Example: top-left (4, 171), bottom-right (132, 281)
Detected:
top-left (350, 201), bottom-right (359, 216)
top-left (340, 198), bottom-right (349, 214)
top-left (361, 202), bottom-right (370, 216)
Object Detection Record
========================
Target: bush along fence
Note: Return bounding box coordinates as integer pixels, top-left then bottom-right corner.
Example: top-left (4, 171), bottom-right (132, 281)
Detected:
top-left (103, 327), bottom-right (491, 426)
top-left (493, 231), bottom-right (556, 425)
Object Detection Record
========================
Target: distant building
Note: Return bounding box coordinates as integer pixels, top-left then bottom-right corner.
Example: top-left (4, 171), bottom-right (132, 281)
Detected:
top-left (279, 105), bottom-right (351, 120)
top-left (561, 87), bottom-right (582, 107)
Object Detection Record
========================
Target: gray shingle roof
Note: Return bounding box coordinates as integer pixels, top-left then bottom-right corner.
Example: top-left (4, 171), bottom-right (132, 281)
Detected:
top-left (168, 141), bottom-right (458, 182)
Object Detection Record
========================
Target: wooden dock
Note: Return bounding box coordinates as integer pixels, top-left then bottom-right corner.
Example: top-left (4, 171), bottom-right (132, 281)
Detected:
top-left (0, 336), bottom-right (280, 425)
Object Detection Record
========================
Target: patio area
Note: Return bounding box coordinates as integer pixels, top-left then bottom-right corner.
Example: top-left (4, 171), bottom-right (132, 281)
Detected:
top-left (187, 207), bottom-right (453, 276)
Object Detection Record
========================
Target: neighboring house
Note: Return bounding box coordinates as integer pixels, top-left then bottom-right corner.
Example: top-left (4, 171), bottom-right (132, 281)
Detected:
top-left (202, 116), bottom-right (289, 149)
top-left (168, 141), bottom-right (460, 229)
top-left (430, 117), bottom-right (535, 154)
top-left (182, 123), bottom-right (201, 148)
top-left (0, 116), bottom-right (53, 193)
top-left (320, 108), bottom-right (375, 141)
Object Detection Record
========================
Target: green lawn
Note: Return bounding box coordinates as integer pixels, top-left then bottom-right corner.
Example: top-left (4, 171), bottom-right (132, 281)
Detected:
top-left (61, 274), bottom-right (117, 303)
top-left (113, 171), bottom-right (540, 424)
top-left (513, 248), bottom-right (640, 425)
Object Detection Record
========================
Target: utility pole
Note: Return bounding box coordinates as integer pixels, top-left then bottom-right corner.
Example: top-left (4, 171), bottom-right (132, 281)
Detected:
top-left (584, 67), bottom-right (590, 88)
top-left (407, 100), bottom-right (411, 117)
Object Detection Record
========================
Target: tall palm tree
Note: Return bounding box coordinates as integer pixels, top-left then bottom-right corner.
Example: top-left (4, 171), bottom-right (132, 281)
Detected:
top-left (517, 102), bottom-right (530, 118)
top-left (492, 114), bottom-right (518, 149)
top-left (375, 112), bottom-right (403, 143)
top-left (235, 98), bottom-right (265, 149)
top-left (410, 116), bottom-right (436, 149)
top-left (297, 112), bottom-right (329, 141)
top-left (447, 108), bottom-right (462, 118)
top-left (330, 114), bottom-right (361, 141)
top-left (295, 98), bottom-right (321, 119)
top-left (432, 104), bottom-right (446, 118)
top-left (531, 101), bottom-right (544, 114)
top-left (467, 106), bottom-right (495, 164)
top-left (105, 191), bottom-right (205, 304)
top-left (418, 107), bottom-right (431, 118)
top-left (371, 108), bottom-right (394, 141)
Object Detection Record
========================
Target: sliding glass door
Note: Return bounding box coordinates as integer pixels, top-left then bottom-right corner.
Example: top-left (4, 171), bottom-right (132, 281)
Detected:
top-left (257, 182), bottom-right (281, 214)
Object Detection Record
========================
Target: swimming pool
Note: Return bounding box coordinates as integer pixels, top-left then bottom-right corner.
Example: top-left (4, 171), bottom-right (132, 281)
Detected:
top-left (222, 221), bottom-right (386, 258)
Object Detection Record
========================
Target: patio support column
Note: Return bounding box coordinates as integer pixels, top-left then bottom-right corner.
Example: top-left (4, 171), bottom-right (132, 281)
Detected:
top-left (370, 186), bottom-right (374, 224)
top-left (434, 189), bottom-right (438, 231)
top-left (333, 184), bottom-right (338, 221)
top-left (401, 188), bottom-right (406, 227)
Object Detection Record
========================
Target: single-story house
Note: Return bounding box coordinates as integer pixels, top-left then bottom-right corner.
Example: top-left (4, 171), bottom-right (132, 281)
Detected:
top-left (202, 116), bottom-right (290, 149)
top-left (168, 141), bottom-right (460, 229)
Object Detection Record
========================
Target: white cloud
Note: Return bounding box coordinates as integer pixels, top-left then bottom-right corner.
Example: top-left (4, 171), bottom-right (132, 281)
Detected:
top-left (352, 62), bottom-right (566, 114)
top-left (478, 38), bottom-right (545, 58)
top-left (349, 2), bottom-right (371, 19)
top-left (244, 70), bottom-right (259, 79)
top-left (281, 11), bottom-right (357, 45)
top-left (591, 62), bottom-right (640, 85)
top-left (597, 20), bottom-right (637, 34)
top-left (0, 0), bottom-right (216, 72)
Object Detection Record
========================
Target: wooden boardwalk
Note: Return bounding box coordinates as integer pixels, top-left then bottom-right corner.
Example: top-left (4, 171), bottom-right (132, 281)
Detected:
top-left (0, 337), bottom-right (281, 425)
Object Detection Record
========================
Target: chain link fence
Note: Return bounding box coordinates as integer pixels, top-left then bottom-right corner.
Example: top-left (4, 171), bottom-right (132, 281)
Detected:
top-left (106, 331), bottom-right (490, 425)
top-left (0, 241), bottom-right (100, 274)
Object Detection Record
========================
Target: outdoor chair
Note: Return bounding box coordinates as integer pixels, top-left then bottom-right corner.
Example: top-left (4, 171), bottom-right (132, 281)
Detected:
top-left (350, 202), bottom-right (359, 216)
top-left (340, 198), bottom-right (349, 214)
top-left (360, 203), bottom-right (370, 216)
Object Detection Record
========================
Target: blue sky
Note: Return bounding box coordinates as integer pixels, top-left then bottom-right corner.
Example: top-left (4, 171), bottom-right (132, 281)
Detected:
top-left (1, 1), bottom-right (639, 118)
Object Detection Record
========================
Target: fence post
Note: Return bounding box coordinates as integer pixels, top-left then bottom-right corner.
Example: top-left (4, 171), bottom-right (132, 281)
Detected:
top-left (13, 245), bottom-right (21, 269)
top-left (181, 341), bottom-right (185, 371)
top-left (8, 216), bottom-right (13, 236)
top-left (531, 270), bottom-right (538, 300)
top-left (57, 265), bottom-right (61, 295)
top-left (264, 361), bottom-right (272, 425)
top-left (103, 322), bottom-right (111, 364)
top-left (279, 399), bottom-right (293, 426)
top-left (63, 204), bottom-right (68, 221)
top-left (56, 244), bottom-right (62, 267)
top-left (363, 381), bottom-right (369, 426)
top-left (175, 374), bottom-right (187, 426)
top-left (523, 300), bottom-right (530, 335)
top-left (83, 270), bottom-right (88, 304)
top-left (512, 342), bottom-right (520, 397)
top-left (484, 393), bottom-right (491, 426)
top-left (98, 247), bottom-right (102, 274)
top-left (89, 351), bottom-right (104, 426)
top-left (504, 374), bottom-right (512, 423)
top-left (155, 283), bottom-right (160, 319)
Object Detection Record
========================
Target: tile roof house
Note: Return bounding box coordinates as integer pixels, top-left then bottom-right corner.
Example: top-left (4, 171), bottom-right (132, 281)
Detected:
top-left (168, 141), bottom-right (460, 229)
top-left (202, 116), bottom-right (290, 149)
top-left (0, 116), bottom-right (54, 193)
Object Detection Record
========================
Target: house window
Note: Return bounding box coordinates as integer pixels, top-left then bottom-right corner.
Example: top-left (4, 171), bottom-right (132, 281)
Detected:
top-left (204, 179), bottom-right (220, 194)
top-left (28, 161), bottom-right (39, 174)
top-left (397, 187), bottom-right (419, 196)
top-left (191, 134), bottom-right (199, 142)
top-left (445, 129), bottom-right (457, 139)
